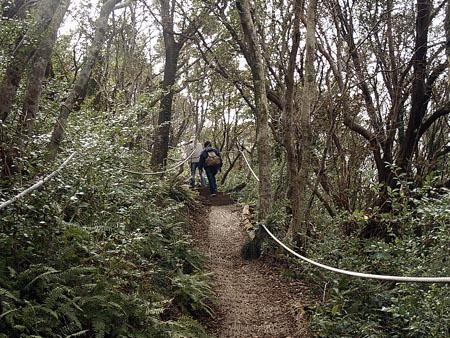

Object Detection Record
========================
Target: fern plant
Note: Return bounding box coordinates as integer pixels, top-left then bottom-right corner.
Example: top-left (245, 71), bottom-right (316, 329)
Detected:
top-left (0, 103), bottom-right (216, 337)
top-left (171, 271), bottom-right (215, 317)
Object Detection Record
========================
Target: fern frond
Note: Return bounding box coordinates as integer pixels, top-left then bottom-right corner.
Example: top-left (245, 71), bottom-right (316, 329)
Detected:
top-left (24, 266), bottom-right (59, 289)
top-left (34, 303), bottom-right (59, 320)
top-left (56, 266), bottom-right (97, 280)
top-left (0, 308), bottom-right (19, 320)
top-left (12, 324), bottom-right (26, 332)
top-left (92, 316), bottom-right (107, 338)
top-left (165, 315), bottom-right (210, 338)
top-left (0, 287), bottom-right (19, 302)
top-left (44, 285), bottom-right (71, 309)
top-left (58, 321), bottom-right (84, 337)
top-left (65, 330), bottom-right (89, 338)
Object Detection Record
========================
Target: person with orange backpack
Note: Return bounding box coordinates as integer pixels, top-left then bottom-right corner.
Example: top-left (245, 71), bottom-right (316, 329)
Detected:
top-left (198, 140), bottom-right (222, 196)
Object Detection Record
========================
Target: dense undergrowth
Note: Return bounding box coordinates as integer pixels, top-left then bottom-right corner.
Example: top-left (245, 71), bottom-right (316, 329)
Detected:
top-left (2, 98), bottom-right (449, 337)
top-left (0, 117), bottom-right (213, 337)
top-left (230, 171), bottom-right (450, 337)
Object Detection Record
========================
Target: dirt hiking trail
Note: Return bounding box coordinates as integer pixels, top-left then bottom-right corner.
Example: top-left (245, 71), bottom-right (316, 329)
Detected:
top-left (191, 189), bottom-right (312, 338)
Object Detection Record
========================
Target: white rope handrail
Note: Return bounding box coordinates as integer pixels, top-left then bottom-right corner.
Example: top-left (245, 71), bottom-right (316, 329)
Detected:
top-left (0, 152), bottom-right (77, 211)
top-left (261, 223), bottom-right (450, 283)
top-left (239, 150), bottom-right (260, 182)
top-left (122, 147), bottom-right (196, 175)
top-left (240, 148), bottom-right (450, 283)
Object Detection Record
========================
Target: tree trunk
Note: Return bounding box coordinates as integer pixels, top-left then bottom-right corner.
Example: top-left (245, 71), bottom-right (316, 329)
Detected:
top-left (0, 0), bottom-right (62, 123)
top-left (47, 0), bottom-right (122, 160)
top-left (286, 0), bottom-right (317, 247)
top-left (396, 0), bottom-right (432, 171)
top-left (236, 0), bottom-right (272, 222)
top-left (21, 0), bottom-right (71, 139)
top-left (150, 0), bottom-right (203, 169)
top-left (150, 0), bottom-right (181, 168)
top-left (447, 0), bottom-right (450, 88)
top-left (0, 0), bottom-right (63, 177)
top-left (283, 0), bottom-right (302, 243)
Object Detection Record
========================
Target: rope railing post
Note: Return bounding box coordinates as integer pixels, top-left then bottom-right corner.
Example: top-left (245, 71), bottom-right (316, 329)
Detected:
top-left (0, 152), bottom-right (77, 211)
top-left (239, 148), bottom-right (450, 283)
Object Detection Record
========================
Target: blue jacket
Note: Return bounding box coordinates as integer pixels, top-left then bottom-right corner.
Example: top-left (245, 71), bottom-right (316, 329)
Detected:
top-left (199, 147), bottom-right (222, 172)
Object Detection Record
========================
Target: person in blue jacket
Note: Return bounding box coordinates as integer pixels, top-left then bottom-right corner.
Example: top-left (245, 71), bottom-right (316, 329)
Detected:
top-left (199, 141), bottom-right (222, 196)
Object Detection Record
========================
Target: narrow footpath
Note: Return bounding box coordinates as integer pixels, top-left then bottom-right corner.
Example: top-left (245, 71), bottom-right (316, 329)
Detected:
top-left (191, 189), bottom-right (312, 338)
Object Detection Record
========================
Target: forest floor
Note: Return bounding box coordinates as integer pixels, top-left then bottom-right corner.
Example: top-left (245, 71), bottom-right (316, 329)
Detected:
top-left (189, 188), bottom-right (313, 338)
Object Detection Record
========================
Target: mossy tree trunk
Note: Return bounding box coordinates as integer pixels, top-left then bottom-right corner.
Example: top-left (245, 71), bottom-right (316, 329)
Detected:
top-left (0, 0), bottom-right (63, 177)
top-left (285, 0), bottom-right (317, 247)
top-left (19, 0), bottom-right (71, 142)
top-left (236, 0), bottom-right (272, 232)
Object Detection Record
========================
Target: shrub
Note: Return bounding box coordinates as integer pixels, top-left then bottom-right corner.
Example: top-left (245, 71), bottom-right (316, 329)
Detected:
top-left (0, 142), bottom-right (213, 337)
top-left (303, 184), bottom-right (450, 337)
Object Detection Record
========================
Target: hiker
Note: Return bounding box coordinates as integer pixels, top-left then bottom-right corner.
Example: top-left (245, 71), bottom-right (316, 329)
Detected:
top-left (186, 139), bottom-right (206, 189)
top-left (199, 141), bottom-right (222, 196)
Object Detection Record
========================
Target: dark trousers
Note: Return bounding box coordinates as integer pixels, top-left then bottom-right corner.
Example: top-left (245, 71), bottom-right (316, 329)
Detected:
top-left (205, 169), bottom-right (217, 194)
